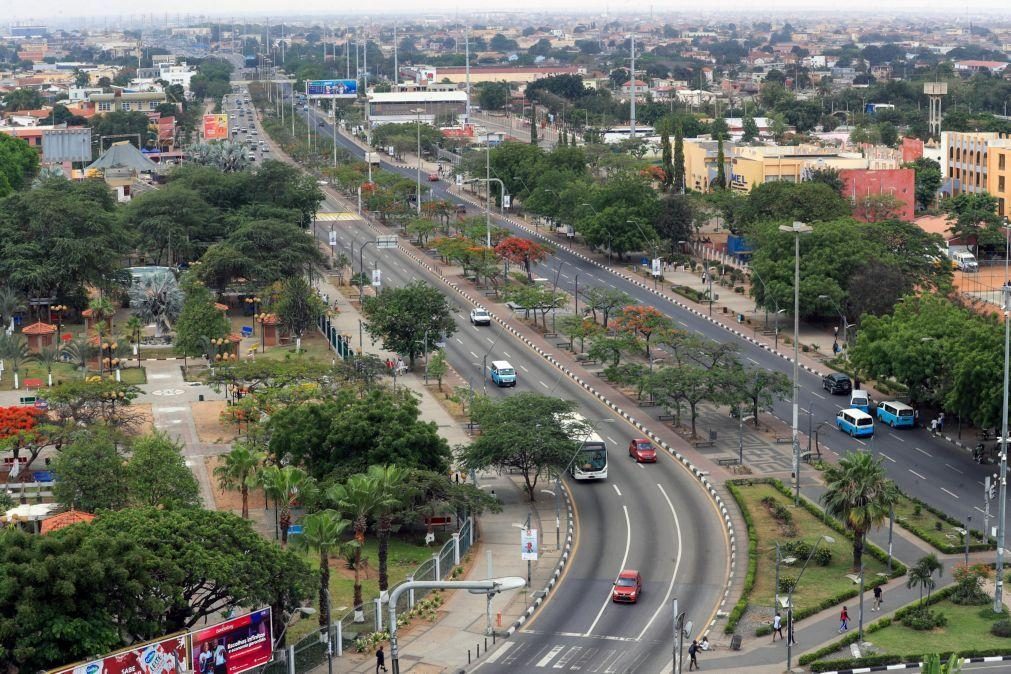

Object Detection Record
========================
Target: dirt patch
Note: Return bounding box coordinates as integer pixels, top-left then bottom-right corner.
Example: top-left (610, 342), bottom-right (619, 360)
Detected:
top-left (192, 401), bottom-right (238, 443)
top-left (128, 403), bottom-right (155, 435)
top-left (203, 455), bottom-right (273, 540)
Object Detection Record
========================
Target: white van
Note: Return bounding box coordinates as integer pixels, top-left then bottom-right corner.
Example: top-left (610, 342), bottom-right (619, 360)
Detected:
top-left (490, 360), bottom-right (516, 387)
top-left (849, 390), bottom-right (871, 413)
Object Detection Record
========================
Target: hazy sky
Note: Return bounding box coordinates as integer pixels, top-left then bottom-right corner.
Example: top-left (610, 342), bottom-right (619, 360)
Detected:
top-left (10, 0), bottom-right (1011, 20)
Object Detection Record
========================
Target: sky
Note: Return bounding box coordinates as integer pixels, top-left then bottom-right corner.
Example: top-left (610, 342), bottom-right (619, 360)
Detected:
top-left (10, 0), bottom-right (1011, 20)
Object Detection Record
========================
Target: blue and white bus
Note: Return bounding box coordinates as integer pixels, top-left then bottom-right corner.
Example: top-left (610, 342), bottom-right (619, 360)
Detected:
top-left (837, 408), bottom-right (875, 438)
top-left (557, 412), bottom-right (608, 481)
top-left (876, 401), bottom-right (915, 429)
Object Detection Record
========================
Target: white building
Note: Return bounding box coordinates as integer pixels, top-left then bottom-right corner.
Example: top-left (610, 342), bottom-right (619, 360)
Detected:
top-left (366, 90), bottom-right (469, 127)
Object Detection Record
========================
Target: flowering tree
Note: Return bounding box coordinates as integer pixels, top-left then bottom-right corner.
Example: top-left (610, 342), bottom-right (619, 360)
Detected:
top-left (494, 236), bottom-right (551, 281)
top-left (613, 305), bottom-right (675, 361)
top-left (0, 406), bottom-right (44, 440)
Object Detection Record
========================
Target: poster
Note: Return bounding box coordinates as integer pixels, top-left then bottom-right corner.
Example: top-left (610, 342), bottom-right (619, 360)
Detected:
top-left (190, 608), bottom-right (273, 674)
top-left (202, 114), bottom-right (229, 140)
top-left (521, 528), bottom-right (538, 561)
top-left (51, 635), bottom-right (188, 674)
top-left (306, 79), bottom-right (358, 99)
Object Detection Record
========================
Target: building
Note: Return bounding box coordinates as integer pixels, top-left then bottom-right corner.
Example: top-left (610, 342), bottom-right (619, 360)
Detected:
top-left (838, 168), bottom-right (916, 221)
top-left (423, 65), bottom-right (582, 85)
top-left (366, 90), bottom-right (468, 127)
top-left (942, 131), bottom-right (1004, 196)
top-left (89, 90), bottom-right (166, 114)
top-left (986, 139), bottom-right (1011, 218)
top-left (954, 60), bottom-right (1008, 76)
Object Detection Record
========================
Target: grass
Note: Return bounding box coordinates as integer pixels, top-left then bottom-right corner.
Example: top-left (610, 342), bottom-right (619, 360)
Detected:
top-left (867, 600), bottom-right (1009, 656)
top-left (286, 533), bottom-right (453, 641)
top-left (892, 494), bottom-right (987, 552)
top-left (736, 483), bottom-right (890, 617)
top-left (0, 364), bottom-right (147, 390)
top-left (257, 333), bottom-right (335, 363)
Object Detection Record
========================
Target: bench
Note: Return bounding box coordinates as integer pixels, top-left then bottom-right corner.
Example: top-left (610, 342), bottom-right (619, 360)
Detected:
top-left (774, 436), bottom-right (792, 444)
top-left (658, 413), bottom-right (675, 421)
top-left (693, 439), bottom-right (716, 449)
top-left (716, 456), bottom-right (740, 466)
top-left (574, 355), bottom-right (596, 365)
top-left (800, 451), bottom-right (814, 463)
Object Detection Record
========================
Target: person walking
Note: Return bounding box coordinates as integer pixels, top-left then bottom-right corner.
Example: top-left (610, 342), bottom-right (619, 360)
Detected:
top-left (838, 606), bottom-right (850, 633)
top-left (376, 645), bottom-right (387, 673)
top-left (772, 611), bottom-right (785, 641)
top-left (688, 639), bottom-right (699, 671)
top-left (873, 585), bottom-right (883, 611)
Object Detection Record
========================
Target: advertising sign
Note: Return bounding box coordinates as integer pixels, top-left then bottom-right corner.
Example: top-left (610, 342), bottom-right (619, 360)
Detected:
top-left (651, 258), bottom-right (662, 277)
top-left (202, 114), bottom-right (229, 140)
top-left (371, 269), bottom-right (382, 287)
top-left (328, 230), bottom-right (337, 246)
top-left (190, 608), bottom-right (273, 674)
top-left (521, 528), bottom-right (538, 561)
top-left (41, 128), bottom-right (92, 163)
top-left (376, 235), bottom-right (397, 249)
top-left (51, 635), bottom-right (188, 674)
top-left (306, 79), bottom-right (358, 99)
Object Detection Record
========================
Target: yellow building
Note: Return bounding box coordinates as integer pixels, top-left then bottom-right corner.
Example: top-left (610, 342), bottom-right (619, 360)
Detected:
top-left (944, 131), bottom-right (1001, 196)
top-left (987, 139), bottom-right (1011, 218)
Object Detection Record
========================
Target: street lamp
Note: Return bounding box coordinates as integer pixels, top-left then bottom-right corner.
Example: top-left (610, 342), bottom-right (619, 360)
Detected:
top-left (274, 606), bottom-right (317, 652)
top-left (244, 296), bottom-right (261, 336)
top-left (412, 107), bottom-right (424, 216)
top-left (779, 221), bottom-right (813, 505)
top-left (995, 218), bottom-right (1011, 613)
top-left (540, 487), bottom-right (561, 551)
top-left (786, 535), bottom-right (835, 672)
top-left (51, 304), bottom-right (68, 344)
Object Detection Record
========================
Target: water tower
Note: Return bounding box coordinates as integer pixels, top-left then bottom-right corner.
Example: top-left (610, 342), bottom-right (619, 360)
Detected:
top-left (924, 82), bottom-right (948, 139)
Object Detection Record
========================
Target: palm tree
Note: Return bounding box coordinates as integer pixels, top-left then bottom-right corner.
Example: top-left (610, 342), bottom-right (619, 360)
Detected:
top-left (293, 510), bottom-right (353, 629)
top-left (326, 473), bottom-right (397, 610)
top-left (87, 296), bottom-right (116, 333)
top-left (259, 465), bottom-right (316, 546)
top-left (0, 334), bottom-right (35, 390)
top-left (907, 553), bottom-right (943, 604)
top-left (367, 464), bottom-right (409, 592)
top-left (61, 334), bottom-right (94, 373)
top-left (213, 443), bottom-right (266, 519)
top-left (0, 287), bottom-right (22, 331)
top-left (821, 451), bottom-right (899, 569)
top-left (36, 344), bottom-right (60, 386)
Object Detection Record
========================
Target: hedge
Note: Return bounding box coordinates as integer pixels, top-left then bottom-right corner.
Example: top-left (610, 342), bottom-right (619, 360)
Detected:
top-left (724, 479), bottom-right (906, 637)
top-left (671, 285), bottom-right (705, 303)
top-left (895, 492), bottom-right (994, 554)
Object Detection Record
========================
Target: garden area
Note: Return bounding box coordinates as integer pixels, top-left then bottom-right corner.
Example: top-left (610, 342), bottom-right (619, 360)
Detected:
top-left (892, 492), bottom-right (993, 554)
top-left (727, 479), bottom-right (899, 636)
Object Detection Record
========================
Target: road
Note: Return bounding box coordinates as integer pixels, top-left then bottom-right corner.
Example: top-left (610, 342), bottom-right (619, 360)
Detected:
top-left (245, 87), bottom-right (731, 673)
top-left (291, 93), bottom-right (994, 529)
top-left (222, 92), bottom-right (268, 162)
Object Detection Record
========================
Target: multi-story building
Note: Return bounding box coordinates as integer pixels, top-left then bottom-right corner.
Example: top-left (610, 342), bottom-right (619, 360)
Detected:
top-left (89, 90), bottom-right (166, 114)
top-left (986, 139), bottom-right (1011, 218)
top-left (942, 131), bottom-right (1005, 196)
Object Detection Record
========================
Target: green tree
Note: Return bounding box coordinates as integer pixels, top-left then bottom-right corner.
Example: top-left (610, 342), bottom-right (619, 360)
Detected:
top-left (196, 219), bottom-right (325, 292)
top-left (905, 158), bottom-right (942, 212)
top-left (942, 192), bottom-right (1003, 255)
top-left (126, 431), bottom-right (200, 509)
top-left (660, 128), bottom-right (674, 190)
top-left (741, 115), bottom-right (759, 142)
top-left (213, 442), bottom-right (266, 519)
top-left (51, 428), bottom-right (130, 512)
top-left (807, 167), bottom-right (844, 194)
top-left (173, 276), bottom-right (230, 360)
top-left (907, 553), bottom-right (943, 604)
top-left (3, 88), bottom-right (43, 111)
top-left (740, 181), bottom-right (851, 227)
top-left (361, 281), bottom-right (457, 369)
top-left (260, 465), bottom-right (317, 546)
top-left (0, 133), bottom-right (39, 197)
top-left (367, 464), bottom-right (409, 592)
top-left (583, 287), bottom-right (636, 328)
top-left (293, 510), bottom-right (352, 628)
top-left (477, 81), bottom-right (511, 110)
top-left (121, 184), bottom-right (220, 265)
top-left (427, 348), bottom-right (448, 390)
top-left (462, 392), bottom-right (577, 501)
top-left (89, 111), bottom-right (154, 152)
top-left (273, 276), bottom-right (325, 349)
top-left (731, 367), bottom-right (792, 426)
top-left (821, 451), bottom-right (899, 568)
top-left (530, 104), bottom-right (538, 145)
top-left (672, 125), bottom-right (686, 193)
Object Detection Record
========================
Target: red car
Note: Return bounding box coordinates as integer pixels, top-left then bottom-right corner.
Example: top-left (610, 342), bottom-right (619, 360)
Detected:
top-left (428, 172), bottom-right (440, 181)
top-left (612, 569), bottom-right (642, 603)
top-left (629, 438), bottom-right (657, 463)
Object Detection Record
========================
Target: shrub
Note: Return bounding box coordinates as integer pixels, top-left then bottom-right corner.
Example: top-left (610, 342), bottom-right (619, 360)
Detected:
top-left (778, 575), bottom-right (797, 594)
top-left (992, 619), bottom-right (1011, 637)
top-left (934, 521), bottom-right (943, 531)
top-left (951, 563), bottom-right (991, 606)
top-left (813, 546), bottom-right (833, 566)
top-left (900, 606), bottom-right (948, 630)
top-left (913, 504), bottom-right (922, 517)
top-left (780, 540), bottom-right (812, 558)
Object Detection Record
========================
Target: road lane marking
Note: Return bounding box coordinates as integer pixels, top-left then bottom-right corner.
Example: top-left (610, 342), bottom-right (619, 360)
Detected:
top-left (637, 463), bottom-right (645, 469)
top-left (540, 380), bottom-right (549, 388)
top-left (941, 487), bottom-right (960, 499)
top-left (504, 351), bottom-right (511, 357)
top-left (613, 485), bottom-right (622, 496)
top-left (909, 469), bottom-right (927, 480)
top-left (483, 641), bottom-right (514, 664)
top-left (635, 484), bottom-right (683, 641)
top-left (880, 453), bottom-right (896, 463)
top-left (456, 338), bottom-right (463, 344)
top-left (519, 365), bottom-right (529, 372)
top-left (914, 447), bottom-right (932, 457)
top-left (813, 392), bottom-right (826, 399)
top-left (856, 439), bottom-right (866, 446)
top-left (536, 645), bottom-right (563, 667)
top-left (946, 463), bottom-right (964, 475)
top-left (486, 337), bottom-right (495, 344)
top-left (553, 646), bottom-right (582, 668)
top-left (470, 351), bottom-right (478, 359)
top-left (606, 436), bottom-right (617, 444)
top-left (889, 433), bottom-right (906, 443)
top-left (583, 505), bottom-right (632, 637)
top-left (748, 357), bottom-right (760, 365)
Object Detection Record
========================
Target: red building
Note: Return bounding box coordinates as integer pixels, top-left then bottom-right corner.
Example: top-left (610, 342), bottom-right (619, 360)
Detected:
top-left (838, 168), bottom-right (916, 222)
top-left (901, 137), bottom-right (924, 163)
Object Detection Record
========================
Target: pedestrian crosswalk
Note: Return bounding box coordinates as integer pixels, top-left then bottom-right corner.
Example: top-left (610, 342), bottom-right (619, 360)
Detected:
top-left (315, 211), bottom-right (361, 221)
top-left (478, 637), bottom-right (658, 672)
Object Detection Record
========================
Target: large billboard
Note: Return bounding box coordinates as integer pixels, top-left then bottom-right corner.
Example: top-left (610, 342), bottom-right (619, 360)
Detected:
top-left (202, 114), bottom-right (229, 141)
top-left (306, 79), bottom-right (357, 99)
top-left (41, 128), bottom-right (92, 163)
top-left (190, 609), bottom-right (273, 674)
top-left (51, 634), bottom-right (188, 674)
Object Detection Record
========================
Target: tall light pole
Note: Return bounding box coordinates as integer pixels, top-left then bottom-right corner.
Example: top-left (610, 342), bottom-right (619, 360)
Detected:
top-left (779, 221), bottom-right (812, 505)
top-left (996, 218), bottom-right (1010, 613)
top-left (786, 535), bottom-right (834, 672)
top-left (485, 136), bottom-right (492, 247)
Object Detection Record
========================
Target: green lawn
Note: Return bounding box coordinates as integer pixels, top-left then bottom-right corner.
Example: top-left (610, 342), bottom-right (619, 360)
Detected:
top-left (893, 494), bottom-right (991, 552)
top-left (258, 333), bottom-right (335, 363)
top-left (0, 364), bottom-right (147, 390)
top-left (868, 600), bottom-right (1010, 656)
top-left (737, 483), bottom-right (890, 617)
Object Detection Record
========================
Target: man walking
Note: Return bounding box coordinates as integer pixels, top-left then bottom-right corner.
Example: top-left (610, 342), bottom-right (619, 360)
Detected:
top-left (772, 612), bottom-right (784, 641)
top-left (838, 606), bottom-right (850, 633)
top-left (688, 639), bottom-right (699, 671)
top-left (873, 585), bottom-right (883, 611)
top-left (376, 645), bottom-right (387, 673)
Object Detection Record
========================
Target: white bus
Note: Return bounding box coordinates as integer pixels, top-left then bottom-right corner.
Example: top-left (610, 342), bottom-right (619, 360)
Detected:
top-left (557, 412), bottom-right (608, 481)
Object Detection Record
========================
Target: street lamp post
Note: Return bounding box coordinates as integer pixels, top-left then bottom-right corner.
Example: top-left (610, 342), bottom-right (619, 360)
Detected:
top-left (779, 221), bottom-right (812, 505)
top-left (244, 296), bottom-right (261, 336)
top-left (786, 535), bottom-right (835, 672)
top-left (51, 304), bottom-right (67, 344)
top-left (413, 107), bottom-right (424, 216)
top-left (996, 219), bottom-right (1011, 613)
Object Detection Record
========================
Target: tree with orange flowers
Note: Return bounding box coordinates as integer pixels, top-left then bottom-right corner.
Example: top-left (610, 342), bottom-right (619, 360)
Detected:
top-left (494, 236), bottom-right (552, 281)
top-left (613, 305), bottom-right (675, 361)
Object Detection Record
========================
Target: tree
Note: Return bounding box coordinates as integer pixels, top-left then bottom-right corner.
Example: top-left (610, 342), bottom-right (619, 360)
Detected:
top-left (214, 442), bottom-right (266, 519)
top-left (907, 553), bottom-right (943, 604)
top-left (126, 431), bottom-right (200, 509)
top-left (127, 270), bottom-right (183, 338)
top-left (741, 115), bottom-right (759, 142)
top-left (367, 464), bottom-right (409, 592)
top-left (122, 183), bottom-right (220, 265)
top-left (502, 284), bottom-right (566, 329)
top-left (530, 104), bottom-right (538, 145)
top-left (173, 276), bottom-right (230, 360)
top-left (462, 393), bottom-right (577, 501)
top-left (0, 133), bottom-right (39, 197)
top-left (427, 348), bottom-right (448, 390)
top-left (646, 365), bottom-right (722, 437)
top-left (273, 276), bottom-right (325, 349)
top-left (477, 81), bottom-right (511, 110)
top-left (655, 194), bottom-right (696, 248)
top-left (187, 140), bottom-right (251, 172)
top-left (88, 111), bottom-right (154, 152)
top-left (614, 305), bottom-right (674, 361)
top-left (672, 125), bottom-right (686, 193)
top-left (807, 167), bottom-right (844, 194)
top-left (731, 368), bottom-right (791, 426)
top-left (259, 465), bottom-right (316, 546)
top-left (739, 181), bottom-right (851, 227)
top-left (821, 451), bottom-right (899, 568)
top-left (495, 236), bottom-right (551, 281)
top-left (557, 314), bottom-right (605, 353)
top-left (293, 510), bottom-right (352, 629)
top-left (905, 157), bottom-right (942, 212)
top-left (583, 287), bottom-right (635, 328)
top-left (3, 87), bottom-right (43, 111)
top-left (327, 473), bottom-right (396, 610)
top-left (361, 281), bottom-right (457, 369)
top-left (660, 129), bottom-right (674, 190)
top-left (50, 428), bottom-right (130, 512)
top-left (942, 192), bottom-right (1002, 255)
top-left (0, 334), bottom-right (34, 390)
top-left (196, 219), bottom-right (325, 291)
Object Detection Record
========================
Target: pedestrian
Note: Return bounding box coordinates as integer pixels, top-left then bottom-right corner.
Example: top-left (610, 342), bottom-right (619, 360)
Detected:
top-left (938, 412), bottom-right (945, 431)
top-left (688, 639), bottom-right (699, 670)
top-left (376, 645), bottom-right (387, 673)
top-left (772, 611), bottom-right (784, 641)
top-left (914, 409), bottom-right (920, 427)
top-left (873, 585), bottom-right (882, 611)
top-left (832, 340), bottom-right (840, 355)
top-left (322, 292), bottom-right (329, 306)
top-left (838, 606), bottom-right (849, 633)
top-left (931, 418), bottom-right (939, 435)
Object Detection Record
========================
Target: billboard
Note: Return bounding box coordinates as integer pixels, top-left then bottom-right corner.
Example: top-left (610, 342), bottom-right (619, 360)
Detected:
top-left (202, 114), bottom-right (229, 141)
top-left (306, 79), bottom-right (357, 99)
top-left (51, 634), bottom-right (188, 674)
top-left (41, 128), bottom-right (92, 163)
top-left (190, 608), bottom-right (273, 674)
top-left (521, 528), bottom-right (538, 561)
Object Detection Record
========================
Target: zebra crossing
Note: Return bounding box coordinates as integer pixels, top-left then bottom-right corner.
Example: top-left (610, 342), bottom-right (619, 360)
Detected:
top-left (477, 635), bottom-right (661, 673)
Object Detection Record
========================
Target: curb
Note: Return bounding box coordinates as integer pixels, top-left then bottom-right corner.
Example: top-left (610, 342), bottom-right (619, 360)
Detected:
top-left (816, 654), bottom-right (1011, 673)
top-left (353, 210), bottom-right (737, 639)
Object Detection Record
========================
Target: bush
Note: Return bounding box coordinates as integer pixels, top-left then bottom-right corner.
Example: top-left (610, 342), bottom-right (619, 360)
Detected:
top-left (780, 539), bottom-right (812, 559)
top-left (992, 619), bottom-right (1011, 637)
top-left (778, 575), bottom-right (797, 594)
top-left (913, 504), bottom-right (922, 517)
top-left (761, 495), bottom-right (794, 526)
top-left (724, 481), bottom-right (760, 635)
top-left (900, 606), bottom-right (948, 630)
top-left (951, 563), bottom-right (991, 606)
top-left (813, 546), bottom-right (833, 566)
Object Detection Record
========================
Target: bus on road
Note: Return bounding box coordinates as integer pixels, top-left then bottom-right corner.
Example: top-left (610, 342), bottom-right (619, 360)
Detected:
top-left (557, 412), bottom-right (608, 481)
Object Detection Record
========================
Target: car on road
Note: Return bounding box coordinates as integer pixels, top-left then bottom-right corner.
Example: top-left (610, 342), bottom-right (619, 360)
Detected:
top-left (628, 438), bottom-right (657, 463)
top-left (822, 373), bottom-right (852, 395)
top-left (612, 570), bottom-right (642, 603)
top-left (470, 308), bottom-right (491, 325)
top-left (836, 408), bottom-right (874, 438)
top-left (428, 172), bottom-right (439, 181)
top-left (490, 360), bottom-right (516, 387)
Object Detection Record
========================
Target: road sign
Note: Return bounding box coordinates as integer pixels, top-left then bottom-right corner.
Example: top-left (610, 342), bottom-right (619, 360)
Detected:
top-left (288, 524), bottom-right (303, 535)
top-left (377, 235), bottom-right (398, 249)
top-left (652, 258), bottom-right (662, 277)
top-left (521, 528), bottom-right (538, 561)
top-left (329, 230), bottom-right (337, 246)
top-left (372, 269), bottom-right (382, 287)
top-left (503, 195), bottom-right (511, 209)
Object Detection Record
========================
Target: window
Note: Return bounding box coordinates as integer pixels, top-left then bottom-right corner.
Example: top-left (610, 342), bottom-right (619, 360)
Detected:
top-left (1000, 176), bottom-right (1006, 192)
top-left (120, 103), bottom-right (131, 111)
top-left (1001, 154), bottom-right (1007, 171)
top-left (97, 102), bottom-right (111, 112)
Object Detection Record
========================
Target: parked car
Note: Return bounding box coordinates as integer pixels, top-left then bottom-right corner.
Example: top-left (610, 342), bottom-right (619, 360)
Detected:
top-left (470, 308), bottom-right (491, 325)
top-left (428, 172), bottom-right (439, 181)
top-left (612, 570), bottom-right (642, 603)
top-left (628, 439), bottom-right (657, 463)
top-left (822, 373), bottom-right (852, 395)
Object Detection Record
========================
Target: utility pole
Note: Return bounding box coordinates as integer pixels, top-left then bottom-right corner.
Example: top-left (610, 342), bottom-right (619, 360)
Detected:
top-left (465, 28), bottom-right (471, 124)
top-left (995, 220), bottom-right (1010, 613)
top-left (393, 24), bottom-right (398, 87)
top-left (629, 33), bottom-right (636, 140)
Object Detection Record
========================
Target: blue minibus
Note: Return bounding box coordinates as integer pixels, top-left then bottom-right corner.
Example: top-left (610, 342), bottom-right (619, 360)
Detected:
top-left (837, 408), bottom-right (875, 438)
top-left (876, 401), bottom-right (915, 428)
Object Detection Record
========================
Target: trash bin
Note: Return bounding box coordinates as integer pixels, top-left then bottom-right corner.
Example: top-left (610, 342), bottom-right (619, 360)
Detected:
top-left (198, 394), bottom-right (204, 402)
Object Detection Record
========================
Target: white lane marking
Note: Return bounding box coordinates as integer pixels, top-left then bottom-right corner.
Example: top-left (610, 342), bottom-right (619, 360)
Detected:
top-left (880, 453), bottom-right (897, 463)
top-left (637, 463), bottom-right (645, 469)
top-left (560, 273), bottom-right (570, 279)
top-left (486, 337), bottom-right (495, 344)
top-left (484, 641), bottom-right (514, 664)
top-left (915, 447), bottom-right (932, 457)
top-left (813, 392), bottom-right (826, 400)
top-left (536, 645), bottom-right (563, 667)
top-left (946, 463), bottom-right (964, 475)
top-left (540, 380), bottom-right (550, 389)
top-left (470, 351), bottom-right (478, 359)
top-left (504, 351), bottom-right (511, 357)
top-left (472, 326), bottom-right (481, 332)
top-left (889, 432), bottom-right (906, 443)
top-left (583, 505), bottom-right (632, 637)
top-left (613, 484), bottom-right (622, 496)
top-left (856, 439), bottom-right (866, 446)
top-left (748, 357), bottom-right (760, 365)
top-left (519, 365), bottom-right (529, 372)
top-left (606, 436), bottom-right (617, 444)
top-left (635, 484), bottom-right (683, 641)
top-left (909, 469), bottom-right (927, 480)
top-left (553, 646), bottom-right (583, 669)
top-left (976, 506), bottom-right (987, 516)
top-left (941, 487), bottom-right (959, 500)
top-left (456, 338), bottom-right (464, 345)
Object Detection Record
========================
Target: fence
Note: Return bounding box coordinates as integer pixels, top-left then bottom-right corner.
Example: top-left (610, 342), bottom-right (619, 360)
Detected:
top-left (263, 516), bottom-right (476, 673)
